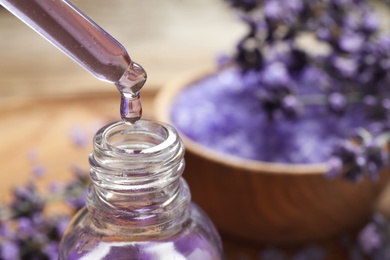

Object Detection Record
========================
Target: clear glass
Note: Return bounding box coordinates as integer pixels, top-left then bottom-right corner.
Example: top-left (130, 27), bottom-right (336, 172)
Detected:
top-left (59, 120), bottom-right (223, 259)
top-left (0, 0), bottom-right (136, 83)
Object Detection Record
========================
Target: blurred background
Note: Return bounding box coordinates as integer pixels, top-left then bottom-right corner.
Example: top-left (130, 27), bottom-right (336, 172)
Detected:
top-left (0, 0), bottom-right (244, 193)
top-left (0, 0), bottom-right (244, 97)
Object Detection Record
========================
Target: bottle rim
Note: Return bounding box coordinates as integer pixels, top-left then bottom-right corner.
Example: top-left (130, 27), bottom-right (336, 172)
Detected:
top-left (95, 119), bottom-right (179, 156)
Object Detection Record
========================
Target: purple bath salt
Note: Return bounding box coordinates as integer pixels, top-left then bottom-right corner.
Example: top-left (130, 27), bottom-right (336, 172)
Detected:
top-left (171, 68), bottom-right (372, 164)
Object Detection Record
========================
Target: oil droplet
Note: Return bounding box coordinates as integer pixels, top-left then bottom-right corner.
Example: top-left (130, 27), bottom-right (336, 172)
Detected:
top-left (120, 93), bottom-right (142, 124)
top-left (115, 62), bottom-right (147, 124)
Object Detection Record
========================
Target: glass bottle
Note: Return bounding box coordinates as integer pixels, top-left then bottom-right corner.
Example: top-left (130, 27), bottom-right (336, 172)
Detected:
top-left (59, 120), bottom-right (223, 259)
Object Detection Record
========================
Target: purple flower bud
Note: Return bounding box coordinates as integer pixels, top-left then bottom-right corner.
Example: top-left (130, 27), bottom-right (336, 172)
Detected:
top-left (264, 0), bottom-right (282, 19)
top-left (17, 217), bottom-right (35, 235)
top-left (372, 213), bottom-right (388, 226)
top-left (358, 223), bottom-right (382, 254)
top-left (366, 162), bottom-right (379, 181)
top-left (325, 157), bottom-right (343, 178)
top-left (364, 142), bottom-right (388, 181)
top-left (0, 223), bottom-right (14, 238)
top-left (328, 92), bottom-right (347, 114)
top-left (262, 62), bottom-right (290, 87)
top-left (355, 155), bottom-right (366, 167)
top-left (286, 0), bottom-right (303, 13)
top-left (43, 242), bottom-right (59, 260)
top-left (11, 183), bottom-right (45, 217)
top-left (49, 181), bottom-right (64, 193)
top-left (339, 32), bottom-right (364, 53)
top-left (363, 54), bottom-right (376, 66)
top-left (1, 240), bottom-right (19, 260)
top-left (66, 189), bottom-right (86, 210)
top-left (56, 217), bottom-right (71, 237)
top-left (382, 99), bottom-right (390, 111)
top-left (31, 165), bottom-right (46, 178)
top-left (363, 13), bottom-right (379, 33)
top-left (377, 35), bottom-right (390, 51)
top-left (331, 56), bottom-right (357, 78)
top-left (316, 28), bottom-right (331, 41)
top-left (69, 125), bottom-right (89, 148)
top-left (363, 95), bottom-right (378, 107)
top-left (282, 95), bottom-right (301, 117)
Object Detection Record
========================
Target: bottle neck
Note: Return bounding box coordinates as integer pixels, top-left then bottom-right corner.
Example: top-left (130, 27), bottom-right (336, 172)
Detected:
top-left (87, 120), bottom-right (190, 235)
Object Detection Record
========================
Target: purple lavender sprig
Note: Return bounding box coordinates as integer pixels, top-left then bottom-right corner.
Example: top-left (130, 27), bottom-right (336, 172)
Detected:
top-left (326, 129), bottom-right (388, 182)
top-left (224, 0), bottom-right (387, 119)
top-left (222, 0), bottom-right (390, 181)
top-left (0, 167), bottom-right (88, 260)
top-left (0, 123), bottom-right (98, 259)
top-left (358, 213), bottom-right (390, 259)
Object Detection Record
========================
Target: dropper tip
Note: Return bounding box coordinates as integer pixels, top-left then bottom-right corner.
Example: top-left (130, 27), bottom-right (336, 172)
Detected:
top-left (115, 62), bottom-right (147, 95)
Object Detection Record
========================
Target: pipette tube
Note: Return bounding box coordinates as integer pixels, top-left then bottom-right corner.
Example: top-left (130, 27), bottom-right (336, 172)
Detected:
top-left (0, 0), bottom-right (133, 83)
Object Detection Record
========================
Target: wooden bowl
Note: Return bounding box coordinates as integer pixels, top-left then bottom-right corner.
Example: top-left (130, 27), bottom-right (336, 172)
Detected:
top-left (154, 71), bottom-right (390, 245)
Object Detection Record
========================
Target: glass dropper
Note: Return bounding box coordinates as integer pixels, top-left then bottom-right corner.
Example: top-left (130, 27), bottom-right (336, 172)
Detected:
top-left (0, 0), bottom-right (146, 123)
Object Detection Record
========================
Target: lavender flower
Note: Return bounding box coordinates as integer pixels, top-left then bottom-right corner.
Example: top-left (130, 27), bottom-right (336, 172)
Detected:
top-left (226, 0), bottom-right (388, 105)
top-left (0, 166), bottom-right (88, 259)
top-left (0, 241), bottom-right (18, 260)
top-left (220, 0), bottom-right (390, 181)
top-left (359, 223), bottom-right (382, 253)
top-left (10, 182), bottom-right (44, 218)
top-left (357, 213), bottom-right (390, 259)
top-left (69, 124), bottom-right (89, 148)
top-left (326, 129), bottom-right (388, 182)
top-left (327, 92), bottom-right (347, 114)
top-left (0, 120), bottom-right (101, 259)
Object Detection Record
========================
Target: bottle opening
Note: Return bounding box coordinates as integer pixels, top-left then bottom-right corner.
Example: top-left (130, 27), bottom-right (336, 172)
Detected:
top-left (95, 120), bottom-right (179, 156)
